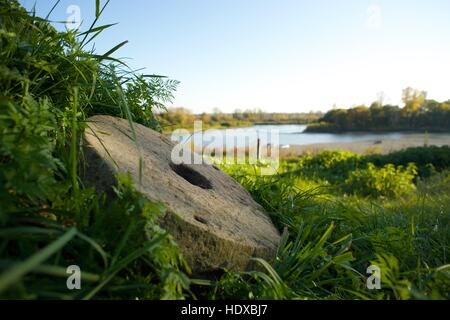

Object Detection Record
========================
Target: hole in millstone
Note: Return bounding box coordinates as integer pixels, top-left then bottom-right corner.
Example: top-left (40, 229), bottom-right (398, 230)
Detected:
top-left (170, 162), bottom-right (213, 190)
top-left (194, 215), bottom-right (209, 225)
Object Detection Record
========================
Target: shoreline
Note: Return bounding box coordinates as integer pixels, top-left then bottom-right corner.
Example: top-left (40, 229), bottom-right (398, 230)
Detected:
top-left (167, 131), bottom-right (450, 157)
top-left (280, 135), bottom-right (450, 157)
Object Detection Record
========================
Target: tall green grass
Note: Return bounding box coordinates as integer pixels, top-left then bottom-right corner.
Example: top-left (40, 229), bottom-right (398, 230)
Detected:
top-left (214, 151), bottom-right (449, 300)
top-left (0, 0), bottom-right (189, 299)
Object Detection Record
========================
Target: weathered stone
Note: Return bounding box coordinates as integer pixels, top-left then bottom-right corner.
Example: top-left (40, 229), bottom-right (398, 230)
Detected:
top-left (83, 115), bottom-right (280, 273)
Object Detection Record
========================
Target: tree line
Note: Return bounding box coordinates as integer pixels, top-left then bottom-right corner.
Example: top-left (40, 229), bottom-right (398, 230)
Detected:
top-left (157, 107), bottom-right (322, 131)
top-left (306, 88), bottom-right (450, 133)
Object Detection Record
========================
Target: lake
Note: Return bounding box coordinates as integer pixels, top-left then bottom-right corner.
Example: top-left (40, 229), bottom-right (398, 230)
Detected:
top-left (170, 124), bottom-right (450, 150)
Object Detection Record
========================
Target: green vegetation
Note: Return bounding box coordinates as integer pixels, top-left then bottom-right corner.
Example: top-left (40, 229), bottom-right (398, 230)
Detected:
top-left (0, 0), bottom-right (189, 299)
top-left (158, 107), bottom-right (321, 132)
top-left (284, 146), bottom-right (450, 180)
top-left (215, 150), bottom-right (449, 299)
top-left (1, 1), bottom-right (449, 300)
top-left (366, 146), bottom-right (450, 177)
top-left (343, 163), bottom-right (417, 198)
top-left (306, 89), bottom-right (450, 133)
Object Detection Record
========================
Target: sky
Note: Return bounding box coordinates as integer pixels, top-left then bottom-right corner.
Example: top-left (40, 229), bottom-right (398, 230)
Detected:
top-left (20, 0), bottom-right (450, 113)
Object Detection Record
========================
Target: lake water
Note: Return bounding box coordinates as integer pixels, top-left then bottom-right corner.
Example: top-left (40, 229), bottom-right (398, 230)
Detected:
top-left (170, 124), bottom-right (450, 149)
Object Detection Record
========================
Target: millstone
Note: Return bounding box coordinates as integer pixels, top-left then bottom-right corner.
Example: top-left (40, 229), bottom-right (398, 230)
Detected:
top-left (83, 115), bottom-right (281, 273)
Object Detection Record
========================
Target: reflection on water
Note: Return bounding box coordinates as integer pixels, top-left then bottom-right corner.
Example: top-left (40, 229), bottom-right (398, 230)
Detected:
top-left (171, 124), bottom-right (450, 149)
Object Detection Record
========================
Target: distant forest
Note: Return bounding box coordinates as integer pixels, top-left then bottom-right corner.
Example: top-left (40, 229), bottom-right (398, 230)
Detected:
top-left (306, 88), bottom-right (450, 133)
top-left (158, 108), bottom-right (322, 131)
top-left (159, 88), bottom-right (450, 133)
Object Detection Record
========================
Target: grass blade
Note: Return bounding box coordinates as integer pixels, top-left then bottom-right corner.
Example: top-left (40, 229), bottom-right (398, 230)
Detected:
top-left (98, 41), bottom-right (128, 62)
top-left (0, 228), bottom-right (77, 293)
top-left (0, 260), bottom-right (100, 283)
top-left (83, 233), bottom-right (167, 300)
top-left (95, 0), bottom-right (100, 18)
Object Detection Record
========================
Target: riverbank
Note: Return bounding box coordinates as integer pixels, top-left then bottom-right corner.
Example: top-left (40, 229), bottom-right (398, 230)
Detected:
top-left (280, 135), bottom-right (450, 157)
top-left (161, 121), bottom-right (314, 134)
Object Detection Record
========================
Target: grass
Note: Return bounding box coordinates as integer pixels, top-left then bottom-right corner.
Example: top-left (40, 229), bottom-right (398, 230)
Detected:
top-left (0, 0), bottom-right (189, 300)
top-left (213, 155), bottom-right (449, 299)
top-left (0, 1), bottom-right (449, 300)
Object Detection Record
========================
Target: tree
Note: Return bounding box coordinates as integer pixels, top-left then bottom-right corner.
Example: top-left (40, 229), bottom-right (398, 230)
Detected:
top-left (382, 105), bottom-right (401, 128)
top-left (348, 105), bottom-right (371, 129)
top-left (402, 87), bottom-right (427, 112)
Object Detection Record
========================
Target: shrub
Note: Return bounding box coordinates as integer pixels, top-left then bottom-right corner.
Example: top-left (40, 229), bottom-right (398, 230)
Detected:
top-left (304, 122), bottom-right (340, 133)
top-left (287, 150), bottom-right (364, 183)
top-left (344, 163), bottom-right (418, 198)
top-left (366, 146), bottom-right (450, 177)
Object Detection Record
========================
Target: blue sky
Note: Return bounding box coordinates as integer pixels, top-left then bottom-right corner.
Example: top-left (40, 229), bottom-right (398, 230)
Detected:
top-left (20, 0), bottom-right (450, 113)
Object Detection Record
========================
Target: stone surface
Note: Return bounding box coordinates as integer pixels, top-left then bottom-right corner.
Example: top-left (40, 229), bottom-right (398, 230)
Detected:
top-left (83, 115), bottom-right (281, 273)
